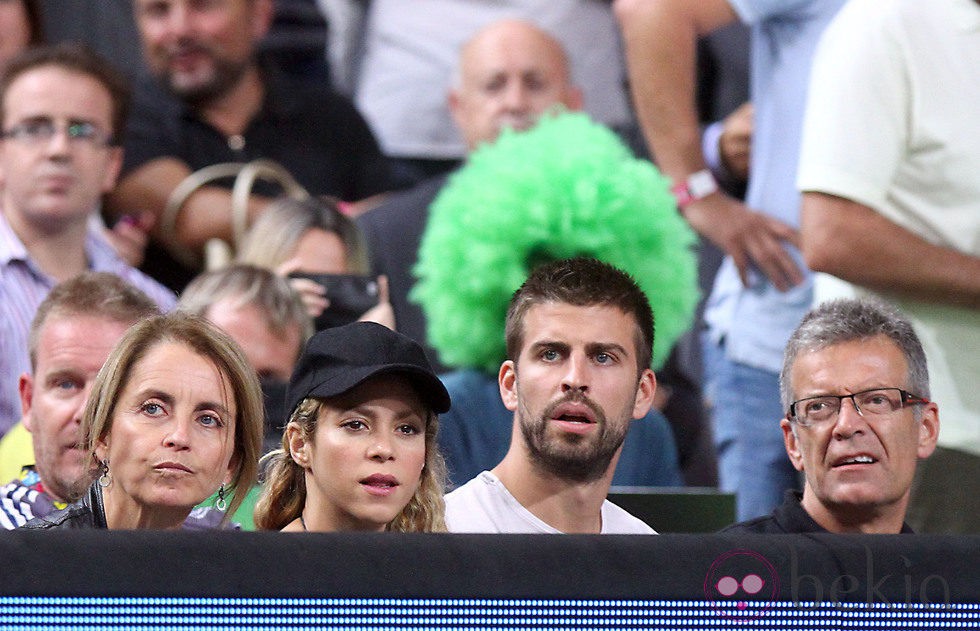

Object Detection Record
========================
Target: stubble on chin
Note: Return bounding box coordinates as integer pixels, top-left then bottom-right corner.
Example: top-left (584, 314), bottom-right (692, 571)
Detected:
top-left (160, 54), bottom-right (250, 107)
top-left (517, 394), bottom-right (627, 483)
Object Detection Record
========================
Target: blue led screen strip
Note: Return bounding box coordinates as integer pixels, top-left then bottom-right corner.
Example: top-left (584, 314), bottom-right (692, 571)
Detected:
top-left (1, 597), bottom-right (978, 630)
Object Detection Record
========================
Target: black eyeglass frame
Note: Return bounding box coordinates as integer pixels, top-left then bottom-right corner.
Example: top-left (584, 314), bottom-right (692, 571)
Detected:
top-left (0, 119), bottom-right (114, 147)
top-left (787, 387), bottom-right (931, 426)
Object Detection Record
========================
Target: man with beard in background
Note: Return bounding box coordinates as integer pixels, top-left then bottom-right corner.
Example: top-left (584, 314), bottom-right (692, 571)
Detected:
top-left (109, 0), bottom-right (392, 291)
top-left (444, 258), bottom-right (658, 534)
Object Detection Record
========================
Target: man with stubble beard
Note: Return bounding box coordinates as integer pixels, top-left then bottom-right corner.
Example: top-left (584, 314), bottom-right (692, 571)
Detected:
top-left (445, 258), bottom-right (658, 534)
top-left (108, 0), bottom-right (393, 291)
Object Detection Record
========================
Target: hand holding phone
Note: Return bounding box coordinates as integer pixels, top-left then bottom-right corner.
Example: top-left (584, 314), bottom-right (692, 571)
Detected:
top-left (287, 272), bottom-right (380, 330)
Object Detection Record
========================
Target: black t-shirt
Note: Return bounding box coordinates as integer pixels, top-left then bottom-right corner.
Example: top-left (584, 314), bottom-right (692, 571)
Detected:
top-left (121, 64), bottom-right (394, 290)
top-left (356, 173), bottom-right (449, 371)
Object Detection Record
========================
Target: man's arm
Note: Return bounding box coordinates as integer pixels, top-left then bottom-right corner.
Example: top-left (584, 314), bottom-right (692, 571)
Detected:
top-left (107, 158), bottom-right (270, 254)
top-left (614, 0), bottom-right (802, 291)
top-left (802, 193), bottom-right (980, 310)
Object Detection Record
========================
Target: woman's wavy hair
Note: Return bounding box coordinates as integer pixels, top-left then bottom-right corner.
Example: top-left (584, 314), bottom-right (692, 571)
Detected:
top-left (82, 312), bottom-right (264, 521)
top-left (254, 394), bottom-right (447, 532)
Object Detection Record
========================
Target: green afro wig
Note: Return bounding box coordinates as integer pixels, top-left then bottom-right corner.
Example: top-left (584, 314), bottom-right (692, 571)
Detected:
top-left (411, 111), bottom-right (699, 373)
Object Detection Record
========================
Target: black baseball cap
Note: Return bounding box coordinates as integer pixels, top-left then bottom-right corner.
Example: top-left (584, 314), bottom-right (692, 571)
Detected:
top-left (285, 321), bottom-right (451, 417)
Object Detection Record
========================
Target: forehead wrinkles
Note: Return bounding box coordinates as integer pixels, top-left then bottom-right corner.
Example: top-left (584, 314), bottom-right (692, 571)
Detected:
top-left (791, 339), bottom-right (910, 399)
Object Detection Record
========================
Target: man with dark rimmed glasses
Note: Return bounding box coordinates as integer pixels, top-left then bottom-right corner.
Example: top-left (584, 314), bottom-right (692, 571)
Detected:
top-left (724, 298), bottom-right (939, 534)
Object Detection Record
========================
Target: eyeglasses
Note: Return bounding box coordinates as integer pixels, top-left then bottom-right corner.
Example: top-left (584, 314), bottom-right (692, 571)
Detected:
top-left (788, 388), bottom-right (930, 427)
top-left (1, 119), bottom-right (112, 148)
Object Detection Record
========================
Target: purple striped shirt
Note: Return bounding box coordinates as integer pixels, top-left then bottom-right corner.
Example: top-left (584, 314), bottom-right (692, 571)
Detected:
top-left (0, 213), bottom-right (176, 437)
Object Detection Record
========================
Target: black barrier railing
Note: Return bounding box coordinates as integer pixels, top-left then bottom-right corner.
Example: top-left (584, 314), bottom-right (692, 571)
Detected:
top-left (1, 532), bottom-right (978, 629)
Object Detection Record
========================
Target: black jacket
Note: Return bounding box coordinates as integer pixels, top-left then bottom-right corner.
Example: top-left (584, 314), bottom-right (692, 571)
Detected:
top-left (21, 482), bottom-right (107, 530)
top-left (721, 490), bottom-right (914, 534)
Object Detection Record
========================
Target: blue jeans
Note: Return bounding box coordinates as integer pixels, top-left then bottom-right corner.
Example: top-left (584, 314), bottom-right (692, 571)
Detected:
top-left (702, 336), bottom-right (799, 521)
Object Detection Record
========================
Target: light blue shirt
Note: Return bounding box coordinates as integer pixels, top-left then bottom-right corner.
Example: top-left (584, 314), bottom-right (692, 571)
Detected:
top-left (704, 0), bottom-right (847, 372)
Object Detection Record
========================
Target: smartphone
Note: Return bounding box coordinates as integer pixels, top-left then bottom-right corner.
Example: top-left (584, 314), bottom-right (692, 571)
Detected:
top-left (288, 272), bottom-right (380, 330)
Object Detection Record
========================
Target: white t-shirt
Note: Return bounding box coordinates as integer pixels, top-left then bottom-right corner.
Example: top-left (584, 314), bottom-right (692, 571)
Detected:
top-left (338, 0), bottom-right (631, 159)
top-left (445, 471), bottom-right (656, 534)
top-left (797, 0), bottom-right (980, 455)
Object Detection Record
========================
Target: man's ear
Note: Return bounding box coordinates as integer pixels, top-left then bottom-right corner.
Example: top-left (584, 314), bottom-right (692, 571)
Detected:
top-left (447, 88), bottom-right (464, 131)
top-left (498, 360), bottom-right (518, 412)
top-left (781, 418), bottom-right (804, 472)
top-left (19, 373), bottom-right (34, 432)
top-left (917, 402), bottom-right (940, 459)
top-left (631, 368), bottom-right (656, 419)
top-left (286, 422), bottom-right (311, 469)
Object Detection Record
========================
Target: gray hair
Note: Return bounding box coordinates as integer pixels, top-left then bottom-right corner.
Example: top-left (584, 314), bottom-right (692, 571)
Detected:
top-left (179, 264), bottom-right (313, 341)
top-left (780, 298), bottom-right (929, 413)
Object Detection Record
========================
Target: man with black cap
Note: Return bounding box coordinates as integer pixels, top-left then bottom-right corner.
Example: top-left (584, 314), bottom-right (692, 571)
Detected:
top-left (255, 321), bottom-right (451, 532)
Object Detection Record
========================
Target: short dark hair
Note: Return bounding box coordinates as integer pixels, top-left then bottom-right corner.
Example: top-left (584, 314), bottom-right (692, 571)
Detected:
top-left (505, 257), bottom-right (655, 371)
top-left (0, 42), bottom-right (130, 143)
top-left (29, 272), bottom-right (161, 370)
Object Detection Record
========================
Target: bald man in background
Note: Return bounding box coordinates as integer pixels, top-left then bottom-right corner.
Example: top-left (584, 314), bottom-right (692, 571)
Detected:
top-left (356, 19), bottom-right (583, 370)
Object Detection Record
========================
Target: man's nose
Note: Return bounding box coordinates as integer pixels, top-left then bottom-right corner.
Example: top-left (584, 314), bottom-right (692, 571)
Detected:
top-left (161, 3), bottom-right (192, 36)
top-left (560, 354), bottom-right (589, 394)
top-left (832, 396), bottom-right (867, 439)
top-left (71, 384), bottom-right (94, 426)
top-left (42, 125), bottom-right (73, 156)
top-left (502, 80), bottom-right (530, 112)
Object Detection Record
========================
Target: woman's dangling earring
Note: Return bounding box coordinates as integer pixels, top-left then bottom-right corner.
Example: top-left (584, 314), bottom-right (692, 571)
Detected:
top-left (98, 459), bottom-right (112, 488)
top-left (215, 483), bottom-right (227, 511)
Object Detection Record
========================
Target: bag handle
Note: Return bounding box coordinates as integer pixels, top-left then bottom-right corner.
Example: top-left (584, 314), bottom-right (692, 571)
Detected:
top-left (161, 159), bottom-right (310, 269)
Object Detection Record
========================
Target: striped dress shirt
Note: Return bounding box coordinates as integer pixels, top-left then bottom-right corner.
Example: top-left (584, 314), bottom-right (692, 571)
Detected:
top-left (0, 213), bottom-right (176, 437)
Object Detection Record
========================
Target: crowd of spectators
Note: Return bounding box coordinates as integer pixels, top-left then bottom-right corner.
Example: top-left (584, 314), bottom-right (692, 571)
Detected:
top-left (0, 0), bottom-right (975, 536)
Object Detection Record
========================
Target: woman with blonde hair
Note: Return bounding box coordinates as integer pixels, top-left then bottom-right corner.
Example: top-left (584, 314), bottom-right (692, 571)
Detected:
top-left (24, 313), bottom-right (264, 529)
top-left (255, 322), bottom-right (449, 532)
top-left (237, 196), bottom-right (393, 330)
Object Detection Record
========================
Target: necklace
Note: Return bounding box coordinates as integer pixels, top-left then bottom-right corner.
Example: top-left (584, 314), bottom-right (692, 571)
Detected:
top-left (299, 512), bottom-right (308, 531)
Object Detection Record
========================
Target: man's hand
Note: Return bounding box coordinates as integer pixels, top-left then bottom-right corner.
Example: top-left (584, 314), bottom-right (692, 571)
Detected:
top-left (102, 212), bottom-right (154, 268)
top-left (685, 193), bottom-right (803, 291)
top-left (718, 102), bottom-right (752, 182)
top-left (358, 275), bottom-right (396, 330)
top-left (277, 257), bottom-right (329, 317)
